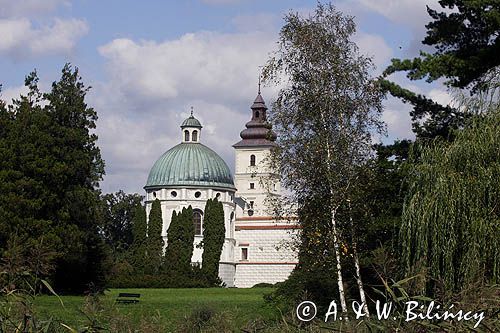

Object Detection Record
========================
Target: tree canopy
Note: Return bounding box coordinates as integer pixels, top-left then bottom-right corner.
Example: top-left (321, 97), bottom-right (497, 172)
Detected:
top-left (263, 2), bottom-right (384, 314)
top-left (0, 64), bottom-right (108, 293)
top-left (385, 0), bottom-right (500, 90)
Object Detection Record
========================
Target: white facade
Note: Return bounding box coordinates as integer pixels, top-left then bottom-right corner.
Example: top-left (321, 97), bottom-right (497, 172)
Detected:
top-left (232, 145), bottom-right (298, 287)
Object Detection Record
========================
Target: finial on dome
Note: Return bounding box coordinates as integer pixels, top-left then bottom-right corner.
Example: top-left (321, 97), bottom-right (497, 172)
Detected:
top-left (258, 73), bottom-right (261, 95)
top-left (190, 106), bottom-right (194, 117)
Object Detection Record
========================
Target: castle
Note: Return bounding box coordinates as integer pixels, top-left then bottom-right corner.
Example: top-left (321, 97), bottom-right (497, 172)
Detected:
top-left (144, 91), bottom-right (298, 287)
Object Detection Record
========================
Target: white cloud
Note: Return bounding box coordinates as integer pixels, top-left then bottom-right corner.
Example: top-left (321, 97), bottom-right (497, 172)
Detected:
top-left (0, 85), bottom-right (28, 106)
top-left (0, 0), bottom-right (69, 18)
top-left (429, 88), bottom-right (453, 106)
top-left (353, 32), bottom-right (393, 70)
top-left (98, 31), bottom-right (276, 103)
top-left (382, 97), bottom-right (415, 141)
top-left (0, 17), bottom-right (88, 57)
top-left (356, 0), bottom-right (432, 28)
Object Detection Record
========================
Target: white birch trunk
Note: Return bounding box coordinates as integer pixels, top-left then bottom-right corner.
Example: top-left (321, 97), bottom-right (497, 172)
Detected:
top-left (323, 108), bottom-right (348, 317)
top-left (331, 207), bottom-right (349, 317)
top-left (353, 245), bottom-right (369, 317)
top-left (348, 201), bottom-right (369, 317)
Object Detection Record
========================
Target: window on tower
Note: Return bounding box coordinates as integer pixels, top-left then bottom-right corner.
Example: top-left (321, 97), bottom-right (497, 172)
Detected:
top-left (249, 182), bottom-right (255, 189)
top-left (192, 130), bottom-right (198, 142)
top-left (193, 210), bottom-right (202, 236)
top-left (250, 154), bottom-right (256, 166)
top-left (184, 130), bottom-right (190, 142)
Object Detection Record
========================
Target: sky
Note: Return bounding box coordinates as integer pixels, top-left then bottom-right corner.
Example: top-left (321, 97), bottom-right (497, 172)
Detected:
top-left (0, 0), bottom-right (453, 194)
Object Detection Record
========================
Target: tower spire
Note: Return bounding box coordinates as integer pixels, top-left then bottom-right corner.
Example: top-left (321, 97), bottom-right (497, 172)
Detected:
top-left (232, 89), bottom-right (276, 148)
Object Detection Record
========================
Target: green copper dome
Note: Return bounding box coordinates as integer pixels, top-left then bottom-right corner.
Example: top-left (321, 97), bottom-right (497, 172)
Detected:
top-left (145, 143), bottom-right (235, 190)
top-left (181, 115), bottom-right (202, 128)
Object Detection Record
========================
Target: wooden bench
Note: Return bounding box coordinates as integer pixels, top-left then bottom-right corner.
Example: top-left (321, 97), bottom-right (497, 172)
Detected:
top-left (116, 293), bottom-right (141, 304)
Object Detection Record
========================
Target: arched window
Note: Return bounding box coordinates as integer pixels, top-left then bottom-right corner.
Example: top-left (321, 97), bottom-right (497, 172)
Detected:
top-left (193, 210), bottom-right (202, 236)
top-left (250, 154), bottom-right (256, 166)
top-left (184, 130), bottom-right (190, 142)
top-left (255, 111), bottom-right (260, 118)
top-left (192, 130), bottom-right (198, 142)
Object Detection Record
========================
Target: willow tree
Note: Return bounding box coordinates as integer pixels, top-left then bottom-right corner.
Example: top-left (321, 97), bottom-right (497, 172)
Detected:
top-left (263, 3), bottom-right (384, 316)
top-left (401, 106), bottom-right (500, 293)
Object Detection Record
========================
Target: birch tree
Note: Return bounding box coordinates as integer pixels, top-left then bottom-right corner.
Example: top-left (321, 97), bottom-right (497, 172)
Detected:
top-left (263, 3), bottom-right (384, 316)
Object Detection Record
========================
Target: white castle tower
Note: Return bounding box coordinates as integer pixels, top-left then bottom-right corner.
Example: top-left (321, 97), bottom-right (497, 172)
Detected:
top-left (232, 89), bottom-right (298, 287)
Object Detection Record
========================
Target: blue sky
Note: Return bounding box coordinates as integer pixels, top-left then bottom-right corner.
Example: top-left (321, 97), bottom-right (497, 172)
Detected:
top-left (0, 0), bottom-right (452, 194)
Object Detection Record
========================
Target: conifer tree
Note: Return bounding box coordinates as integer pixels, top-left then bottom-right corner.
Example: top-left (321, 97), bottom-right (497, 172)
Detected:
top-left (130, 203), bottom-right (147, 273)
top-left (145, 199), bottom-right (164, 274)
top-left (179, 206), bottom-right (195, 274)
top-left (164, 210), bottom-right (181, 272)
top-left (0, 65), bottom-right (108, 293)
top-left (164, 206), bottom-right (195, 275)
top-left (201, 198), bottom-right (225, 284)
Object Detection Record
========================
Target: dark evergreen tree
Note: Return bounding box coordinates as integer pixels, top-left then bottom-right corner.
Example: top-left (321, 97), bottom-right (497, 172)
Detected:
top-left (130, 203), bottom-right (147, 273)
top-left (164, 206), bottom-right (194, 276)
top-left (0, 65), bottom-right (109, 293)
top-left (47, 65), bottom-right (108, 293)
top-left (145, 199), bottom-right (164, 274)
top-left (164, 210), bottom-right (181, 272)
top-left (385, 0), bottom-right (500, 91)
top-left (179, 206), bottom-right (195, 274)
top-left (201, 198), bottom-right (225, 284)
top-left (381, 1), bottom-right (500, 140)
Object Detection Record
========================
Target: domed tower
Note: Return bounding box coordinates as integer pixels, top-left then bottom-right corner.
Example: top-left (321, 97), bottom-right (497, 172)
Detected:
top-left (144, 112), bottom-right (237, 286)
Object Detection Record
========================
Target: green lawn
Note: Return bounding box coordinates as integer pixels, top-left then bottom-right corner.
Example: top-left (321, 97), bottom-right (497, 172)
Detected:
top-left (34, 288), bottom-right (278, 331)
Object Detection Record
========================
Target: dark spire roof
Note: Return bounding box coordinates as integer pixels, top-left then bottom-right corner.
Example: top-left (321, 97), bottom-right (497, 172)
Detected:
top-left (233, 92), bottom-right (277, 148)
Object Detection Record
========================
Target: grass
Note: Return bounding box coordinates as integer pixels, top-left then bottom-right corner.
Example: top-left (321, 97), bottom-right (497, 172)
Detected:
top-left (34, 288), bottom-right (278, 331)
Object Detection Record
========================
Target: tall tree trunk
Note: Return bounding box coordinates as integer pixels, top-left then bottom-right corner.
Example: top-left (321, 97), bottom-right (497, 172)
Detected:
top-left (324, 120), bottom-right (349, 318)
top-left (331, 205), bottom-right (348, 317)
top-left (348, 201), bottom-right (369, 317)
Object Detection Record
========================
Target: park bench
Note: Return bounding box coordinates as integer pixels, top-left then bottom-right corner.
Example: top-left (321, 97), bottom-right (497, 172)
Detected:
top-left (116, 292), bottom-right (141, 304)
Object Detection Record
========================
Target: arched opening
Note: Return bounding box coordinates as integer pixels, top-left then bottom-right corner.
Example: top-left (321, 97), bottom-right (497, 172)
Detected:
top-left (184, 130), bottom-right (190, 142)
top-left (192, 130), bottom-right (198, 142)
top-left (250, 154), bottom-right (256, 166)
top-left (193, 210), bottom-right (203, 236)
top-left (255, 111), bottom-right (260, 118)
